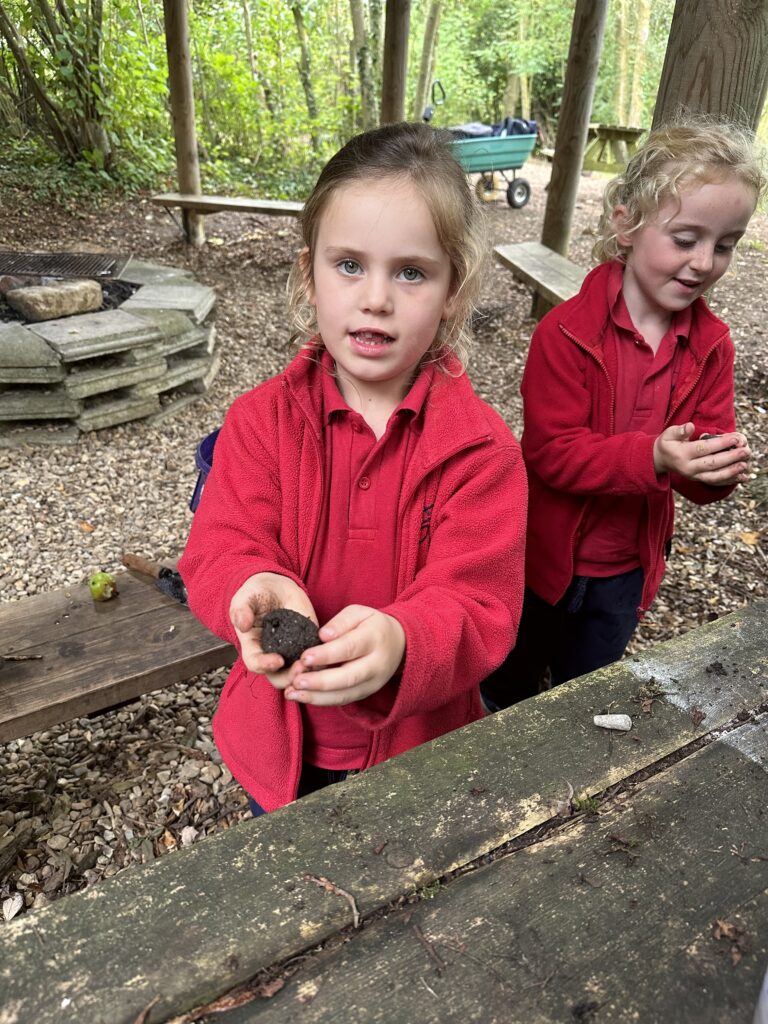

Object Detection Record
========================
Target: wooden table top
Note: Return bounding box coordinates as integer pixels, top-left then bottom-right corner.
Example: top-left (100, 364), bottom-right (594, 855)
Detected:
top-left (1, 601), bottom-right (766, 1023)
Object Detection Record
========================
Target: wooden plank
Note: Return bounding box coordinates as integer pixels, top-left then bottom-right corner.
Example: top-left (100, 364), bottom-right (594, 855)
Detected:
top-left (0, 603), bottom-right (764, 1023)
top-left (0, 573), bottom-right (235, 741)
top-left (151, 192), bottom-right (304, 216)
top-left (0, 571), bottom-right (170, 653)
top-left (494, 241), bottom-right (587, 307)
top-left (236, 720), bottom-right (768, 1023)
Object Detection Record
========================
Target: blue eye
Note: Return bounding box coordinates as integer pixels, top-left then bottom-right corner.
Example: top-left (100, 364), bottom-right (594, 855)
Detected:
top-left (399, 266), bottom-right (423, 282)
top-left (338, 259), bottom-right (361, 275)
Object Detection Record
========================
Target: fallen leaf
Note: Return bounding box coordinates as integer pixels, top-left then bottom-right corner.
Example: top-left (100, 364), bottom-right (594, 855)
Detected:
top-left (2, 893), bottom-right (23, 921)
top-left (738, 531), bottom-right (761, 546)
top-left (691, 708), bottom-right (706, 728)
top-left (160, 829), bottom-right (177, 850)
top-left (79, 521), bottom-right (95, 533)
top-left (180, 825), bottom-right (198, 847)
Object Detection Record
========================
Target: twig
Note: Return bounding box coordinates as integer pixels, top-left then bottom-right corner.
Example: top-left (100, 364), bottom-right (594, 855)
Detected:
top-left (420, 975), bottom-right (440, 998)
top-left (2, 653), bottom-right (43, 662)
top-left (303, 873), bottom-right (360, 928)
top-left (413, 922), bottom-right (445, 975)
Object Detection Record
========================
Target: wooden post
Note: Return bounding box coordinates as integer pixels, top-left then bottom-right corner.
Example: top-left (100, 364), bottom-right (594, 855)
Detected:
top-left (653, 0), bottom-right (768, 131)
top-left (379, 0), bottom-right (411, 123)
top-left (162, 0), bottom-right (205, 247)
top-left (539, 0), bottom-right (608, 287)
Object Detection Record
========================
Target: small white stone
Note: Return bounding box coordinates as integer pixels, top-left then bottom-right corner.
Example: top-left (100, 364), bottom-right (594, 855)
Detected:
top-left (593, 714), bottom-right (632, 732)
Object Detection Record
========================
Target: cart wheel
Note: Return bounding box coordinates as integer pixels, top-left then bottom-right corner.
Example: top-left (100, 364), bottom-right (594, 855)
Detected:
top-left (507, 178), bottom-right (531, 208)
top-left (475, 174), bottom-right (496, 202)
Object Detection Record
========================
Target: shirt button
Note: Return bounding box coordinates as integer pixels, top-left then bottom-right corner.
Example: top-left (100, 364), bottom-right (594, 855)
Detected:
top-left (358, 476), bottom-right (371, 490)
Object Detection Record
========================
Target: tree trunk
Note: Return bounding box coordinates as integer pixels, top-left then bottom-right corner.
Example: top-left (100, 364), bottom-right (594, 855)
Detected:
top-left (368, 0), bottom-right (384, 121)
top-left (653, 0), bottom-right (768, 131)
top-left (380, 0), bottom-right (410, 123)
top-left (242, 0), bottom-right (256, 81)
top-left (162, 0), bottom-right (204, 246)
top-left (627, 0), bottom-right (651, 126)
top-left (614, 0), bottom-right (628, 123)
top-left (350, 0), bottom-right (375, 129)
top-left (503, 71), bottom-right (520, 117)
top-left (0, 2), bottom-right (76, 159)
top-left (412, 0), bottom-right (441, 121)
top-left (540, 0), bottom-right (608, 268)
top-left (290, 0), bottom-right (319, 147)
top-left (518, 14), bottom-right (530, 120)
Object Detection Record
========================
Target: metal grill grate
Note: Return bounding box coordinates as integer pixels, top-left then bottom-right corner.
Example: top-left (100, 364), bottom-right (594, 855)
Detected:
top-left (0, 250), bottom-right (128, 279)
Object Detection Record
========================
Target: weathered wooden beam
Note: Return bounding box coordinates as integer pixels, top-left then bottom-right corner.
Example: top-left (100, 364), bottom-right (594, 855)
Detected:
top-left (541, 0), bottom-right (608, 257)
top-left (151, 193), bottom-right (303, 217)
top-left (0, 602), bottom-right (765, 1022)
top-left (653, 0), bottom-right (768, 131)
top-left (162, 0), bottom-right (205, 246)
top-left (380, 0), bottom-right (411, 123)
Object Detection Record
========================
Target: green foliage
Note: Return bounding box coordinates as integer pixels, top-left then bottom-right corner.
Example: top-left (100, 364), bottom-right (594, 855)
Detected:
top-left (0, 0), bottom-right (762, 203)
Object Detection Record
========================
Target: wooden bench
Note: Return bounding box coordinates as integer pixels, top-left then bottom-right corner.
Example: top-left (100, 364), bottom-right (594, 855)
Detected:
top-left (494, 239), bottom-right (587, 320)
top-left (0, 570), bottom-right (235, 743)
top-left (151, 192), bottom-right (304, 217)
top-left (2, 601), bottom-right (767, 1021)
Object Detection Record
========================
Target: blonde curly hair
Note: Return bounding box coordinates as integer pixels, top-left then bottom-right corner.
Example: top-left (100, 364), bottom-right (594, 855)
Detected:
top-left (593, 114), bottom-right (768, 264)
top-left (287, 122), bottom-right (487, 372)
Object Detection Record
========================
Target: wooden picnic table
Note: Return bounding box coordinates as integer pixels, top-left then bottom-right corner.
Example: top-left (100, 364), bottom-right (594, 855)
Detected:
top-left (1, 601), bottom-right (766, 1022)
top-left (0, 570), bottom-right (235, 742)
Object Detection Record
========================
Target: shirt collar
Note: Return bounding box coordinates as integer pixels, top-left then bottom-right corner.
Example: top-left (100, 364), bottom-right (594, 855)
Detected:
top-left (608, 259), bottom-right (692, 342)
top-left (319, 348), bottom-right (434, 425)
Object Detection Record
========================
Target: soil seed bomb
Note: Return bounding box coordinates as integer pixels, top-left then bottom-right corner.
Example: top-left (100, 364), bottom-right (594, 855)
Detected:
top-left (260, 608), bottom-right (319, 665)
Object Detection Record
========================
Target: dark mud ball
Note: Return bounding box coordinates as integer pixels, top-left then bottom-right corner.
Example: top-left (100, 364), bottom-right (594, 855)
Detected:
top-left (260, 608), bottom-right (320, 666)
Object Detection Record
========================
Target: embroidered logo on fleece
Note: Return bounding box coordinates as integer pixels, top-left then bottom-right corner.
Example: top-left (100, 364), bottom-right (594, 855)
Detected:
top-left (419, 504), bottom-right (433, 544)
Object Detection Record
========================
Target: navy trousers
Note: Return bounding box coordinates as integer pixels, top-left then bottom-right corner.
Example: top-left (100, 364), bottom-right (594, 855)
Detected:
top-left (481, 567), bottom-right (644, 712)
top-left (247, 763), bottom-right (356, 818)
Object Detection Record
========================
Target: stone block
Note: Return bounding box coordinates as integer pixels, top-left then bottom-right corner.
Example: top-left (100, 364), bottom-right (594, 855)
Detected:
top-left (64, 355), bottom-right (168, 400)
top-left (29, 309), bottom-right (161, 362)
top-left (121, 283), bottom-right (216, 324)
top-left (128, 324), bottom-right (212, 362)
top-left (117, 259), bottom-right (193, 286)
top-left (76, 392), bottom-right (160, 432)
top-left (0, 422), bottom-right (80, 447)
top-left (0, 323), bottom-right (64, 383)
top-left (129, 308), bottom-right (197, 338)
top-left (132, 349), bottom-right (218, 397)
top-left (0, 386), bottom-right (80, 420)
top-left (6, 279), bottom-right (103, 321)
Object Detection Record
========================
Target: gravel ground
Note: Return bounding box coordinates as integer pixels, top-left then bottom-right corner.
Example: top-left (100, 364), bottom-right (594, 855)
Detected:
top-left (1, 157), bottom-right (766, 921)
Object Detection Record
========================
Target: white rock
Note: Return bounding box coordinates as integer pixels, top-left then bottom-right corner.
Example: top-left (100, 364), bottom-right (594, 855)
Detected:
top-left (593, 713), bottom-right (632, 732)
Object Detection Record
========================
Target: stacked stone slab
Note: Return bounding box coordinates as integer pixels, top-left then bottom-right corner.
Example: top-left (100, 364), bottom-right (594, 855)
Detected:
top-left (0, 259), bottom-right (219, 446)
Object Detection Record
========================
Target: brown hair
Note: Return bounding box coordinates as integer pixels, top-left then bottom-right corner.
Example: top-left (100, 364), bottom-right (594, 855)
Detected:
top-left (287, 121), bottom-right (487, 370)
top-left (593, 114), bottom-right (767, 263)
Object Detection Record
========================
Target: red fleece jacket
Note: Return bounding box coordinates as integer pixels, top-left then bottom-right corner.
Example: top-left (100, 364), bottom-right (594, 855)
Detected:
top-left (179, 349), bottom-right (527, 812)
top-left (521, 261), bottom-right (738, 613)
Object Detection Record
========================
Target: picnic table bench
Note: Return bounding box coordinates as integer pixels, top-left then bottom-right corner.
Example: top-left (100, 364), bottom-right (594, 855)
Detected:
top-left (151, 193), bottom-right (304, 218)
top-left (1, 600), bottom-right (766, 1022)
top-left (0, 570), bottom-right (235, 743)
top-left (494, 239), bottom-right (587, 319)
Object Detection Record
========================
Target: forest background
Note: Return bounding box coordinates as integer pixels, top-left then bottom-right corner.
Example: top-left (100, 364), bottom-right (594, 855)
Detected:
top-left (2, 0), bottom-right (766, 206)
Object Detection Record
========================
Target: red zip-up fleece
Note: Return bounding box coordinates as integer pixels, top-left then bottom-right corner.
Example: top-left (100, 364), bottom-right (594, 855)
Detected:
top-left (522, 260), bottom-right (738, 614)
top-left (179, 349), bottom-right (527, 812)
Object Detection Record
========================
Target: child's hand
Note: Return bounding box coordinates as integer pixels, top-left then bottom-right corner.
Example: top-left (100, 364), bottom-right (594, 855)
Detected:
top-left (653, 422), bottom-right (751, 485)
top-left (229, 572), bottom-right (317, 688)
top-left (284, 605), bottom-right (406, 707)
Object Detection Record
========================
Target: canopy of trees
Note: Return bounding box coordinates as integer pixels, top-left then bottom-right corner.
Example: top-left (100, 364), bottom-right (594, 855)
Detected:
top-left (0, 0), bottom-right (762, 200)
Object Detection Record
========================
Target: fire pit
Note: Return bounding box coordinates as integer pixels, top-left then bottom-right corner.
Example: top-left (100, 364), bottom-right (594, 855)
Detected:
top-left (0, 251), bottom-right (219, 447)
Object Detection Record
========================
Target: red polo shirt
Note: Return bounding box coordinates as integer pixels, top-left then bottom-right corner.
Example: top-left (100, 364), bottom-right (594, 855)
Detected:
top-left (574, 262), bottom-right (691, 576)
top-left (301, 359), bottom-right (433, 769)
